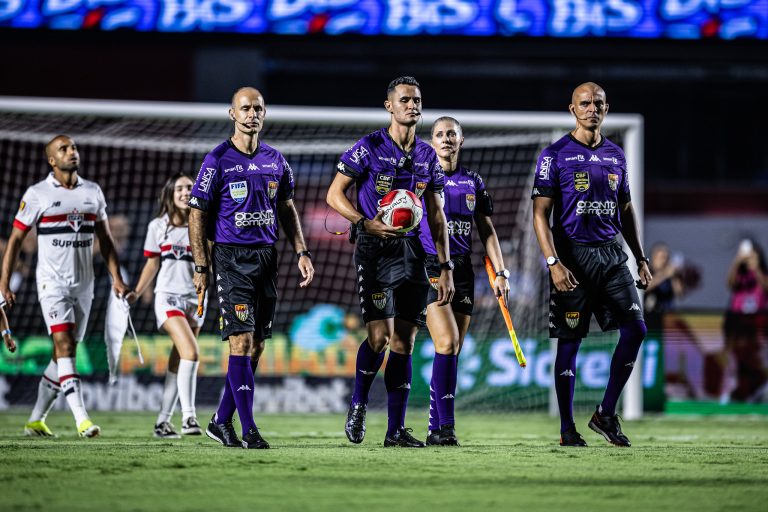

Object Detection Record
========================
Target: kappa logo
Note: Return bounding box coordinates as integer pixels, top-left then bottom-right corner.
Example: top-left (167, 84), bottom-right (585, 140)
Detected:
top-left (337, 161), bottom-right (345, 171)
top-left (52, 201), bottom-right (61, 207)
top-left (248, 163), bottom-right (258, 171)
top-left (229, 181), bottom-right (248, 203)
top-left (573, 172), bottom-right (590, 192)
top-left (359, 369), bottom-right (377, 375)
top-left (625, 361), bottom-right (635, 368)
top-left (429, 277), bottom-right (439, 290)
top-left (446, 180), bottom-right (457, 187)
top-left (237, 385), bottom-right (252, 392)
top-left (538, 156), bottom-right (552, 180)
top-left (629, 303), bottom-right (641, 311)
top-left (198, 167), bottom-right (216, 191)
top-left (460, 296), bottom-right (472, 305)
top-left (267, 181), bottom-right (279, 199)
top-left (67, 209), bottom-right (84, 232)
top-left (465, 193), bottom-right (476, 211)
top-left (565, 312), bottom-right (580, 329)
top-left (441, 394), bottom-right (455, 400)
top-left (560, 369), bottom-right (575, 377)
top-left (608, 174), bottom-right (619, 191)
top-left (371, 292), bottom-right (387, 310)
top-left (171, 244), bottom-right (186, 259)
top-left (589, 154), bottom-right (600, 162)
top-left (415, 182), bottom-right (427, 197)
top-left (234, 304), bottom-right (249, 322)
top-left (188, 197), bottom-right (200, 207)
top-left (375, 174), bottom-right (393, 195)
top-left (397, 383), bottom-right (411, 390)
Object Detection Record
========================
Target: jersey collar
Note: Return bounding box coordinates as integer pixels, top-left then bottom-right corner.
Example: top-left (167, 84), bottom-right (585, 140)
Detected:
top-left (227, 138), bottom-right (261, 159)
top-left (46, 172), bottom-right (83, 188)
top-left (567, 133), bottom-right (606, 151)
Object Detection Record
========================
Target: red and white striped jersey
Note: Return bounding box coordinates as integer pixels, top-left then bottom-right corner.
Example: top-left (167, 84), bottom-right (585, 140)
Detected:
top-left (13, 173), bottom-right (107, 295)
top-left (142, 214), bottom-right (195, 295)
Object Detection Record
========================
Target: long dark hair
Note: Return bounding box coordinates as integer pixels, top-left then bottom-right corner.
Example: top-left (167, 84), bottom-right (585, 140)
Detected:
top-left (156, 172), bottom-right (193, 225)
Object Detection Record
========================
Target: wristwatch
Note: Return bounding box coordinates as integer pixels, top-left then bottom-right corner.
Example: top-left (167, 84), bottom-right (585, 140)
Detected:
top-left (546, 256), bottom-right (559, 267)
top-left (637, 256), bottom-right (651, 265)
top-left (439, 259), bottom-right (455, 271)
top-left (496, 269), bottom-right (510, 279)
top-left (194, 265), bottom-right (208, 274)
top-left (297, 250), bottom-right (312, 261)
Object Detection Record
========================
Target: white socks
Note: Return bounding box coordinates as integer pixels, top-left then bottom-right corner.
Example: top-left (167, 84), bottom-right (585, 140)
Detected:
top-left (58, 357), bottom-right (89, 425)
top-left (177, 359), bottom-right (199, 422)
top-left (157, 370), bottom-right (179, 424)
top-left (28, 359), bottom-right (61, 423)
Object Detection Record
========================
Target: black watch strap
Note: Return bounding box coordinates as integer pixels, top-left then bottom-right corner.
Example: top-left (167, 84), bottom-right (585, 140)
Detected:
top-left (356, 218), bottom-right (367, 233)
top-left (194, 265), bottom-right (208, 274)
top-left (637, 256), bottom-right (650, 265)
top-left (439, 259), bottom-right (455, 271)
top-left (297, 250), bottom-right (312, 260)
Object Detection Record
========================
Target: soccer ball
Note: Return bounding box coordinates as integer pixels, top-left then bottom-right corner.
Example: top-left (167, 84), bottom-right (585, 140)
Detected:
top-left (379, 189), bottom-right (423, 233)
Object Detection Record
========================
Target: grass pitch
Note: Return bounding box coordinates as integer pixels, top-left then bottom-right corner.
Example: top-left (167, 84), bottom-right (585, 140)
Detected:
top-left (1, 410), bottom-right (766, 512)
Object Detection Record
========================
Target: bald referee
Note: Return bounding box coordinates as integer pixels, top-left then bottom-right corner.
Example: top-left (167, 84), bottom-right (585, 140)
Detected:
top-left (190, 87), bottom-right (314, 449)
top-left (532, 82), bottom-right (651, 447)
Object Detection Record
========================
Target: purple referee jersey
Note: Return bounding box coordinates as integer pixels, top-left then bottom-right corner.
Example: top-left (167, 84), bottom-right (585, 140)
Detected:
top-left (189, 139), bottom-right (295, 245)
top-left (337, 128), bottom-right (444, 238)
top-left (531, 134), bottom-right (630, 244)
top-left (419, 166), bottom-right (486, 256)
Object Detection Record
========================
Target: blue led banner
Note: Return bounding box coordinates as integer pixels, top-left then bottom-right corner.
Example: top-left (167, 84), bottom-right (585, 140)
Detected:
top-left (1, 0), bottom-right (767, 39)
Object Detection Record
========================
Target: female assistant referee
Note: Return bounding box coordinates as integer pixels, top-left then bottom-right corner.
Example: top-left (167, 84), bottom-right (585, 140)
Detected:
top-left (419, 117), bottom-right (509, 446)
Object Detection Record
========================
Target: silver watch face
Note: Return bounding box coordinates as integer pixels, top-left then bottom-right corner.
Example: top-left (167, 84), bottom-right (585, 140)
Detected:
top-left (546, 256), bottom-right (557, 266)
top-left (501, 269), bottom-right (510, 279)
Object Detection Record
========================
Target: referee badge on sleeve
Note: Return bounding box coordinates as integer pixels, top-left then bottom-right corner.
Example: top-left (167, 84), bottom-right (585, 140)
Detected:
top-left (415, 182), bottom-right (427, 198)
top-left (565, 312), bottom-right (580, 329)
top-left (371, 292), bottom-right (387, 310)
top-left (465, 194), bottom-right (476, 211)
top-left (429, 277), bottom-right (439, 290)
top-left (608, 174), bottom-right (619, 191)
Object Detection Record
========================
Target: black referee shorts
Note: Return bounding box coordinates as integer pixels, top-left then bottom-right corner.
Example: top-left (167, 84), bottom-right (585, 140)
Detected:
top-left (549, 238), bottom-right (643, 339)
top-left (212, 243), bottom-right (277, 341)
top-left (354, 233), bottom-right (430, 326)
top-left (425, 254), bottom-right (475, 316)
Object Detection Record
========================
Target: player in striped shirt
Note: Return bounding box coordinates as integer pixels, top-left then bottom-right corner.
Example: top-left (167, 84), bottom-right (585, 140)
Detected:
top-left (0, 135), bottom-right (131, 438)
top-left (130, 172), bottom-right (204, 438)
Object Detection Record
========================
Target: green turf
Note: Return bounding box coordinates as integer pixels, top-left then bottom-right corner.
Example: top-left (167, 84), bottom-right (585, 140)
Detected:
top-left (1, 410), bottom-right (767, 512)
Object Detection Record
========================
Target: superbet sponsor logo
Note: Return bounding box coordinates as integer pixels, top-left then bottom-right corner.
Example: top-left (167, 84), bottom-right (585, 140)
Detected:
top-left (261, 162), bottom-right (279, 170)
top-left (576, 200), bottom-right (616, 216)
top-left (52, 239), bottom-right (93, 248)
top-left (603, 157), bottom-right (618, 164)
top-left (565, 154), bottom-right (584, 162)
top-left (235, 209), bottom-right (275, 228)
top-left (224, 164), bottom-right (244, 173)
top-left (448, 220), bottom-right (471, 236)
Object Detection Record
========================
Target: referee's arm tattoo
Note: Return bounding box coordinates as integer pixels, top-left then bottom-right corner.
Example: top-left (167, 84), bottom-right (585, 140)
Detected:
top-left (189, 208), bottom-right (209, 267)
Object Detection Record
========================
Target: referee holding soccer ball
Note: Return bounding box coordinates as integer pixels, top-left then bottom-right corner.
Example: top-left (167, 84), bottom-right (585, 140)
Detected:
top-left (326, 76), bottom-right (454, 448)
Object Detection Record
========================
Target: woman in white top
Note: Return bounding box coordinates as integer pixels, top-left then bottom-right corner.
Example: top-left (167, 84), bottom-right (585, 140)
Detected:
top-left (132, 173), bottom-right (205, 438)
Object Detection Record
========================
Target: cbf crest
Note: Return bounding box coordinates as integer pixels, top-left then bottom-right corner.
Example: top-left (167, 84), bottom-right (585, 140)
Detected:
top-left (267, 181), bottom-right (278, 199)
top-left (375, 174), bottom-right (393, 195)
top-left (607, 174), bottom-right (619, 191)
top-left (465, 194), bottom-right (476, 211)
top-left (565, 312), bottom-right (580, 329)
top-left (573, 172), bottom-right (590, 192)
top-left (371, 292), bottom-right (387, 310)
top-left (229, 181), bottom-right (248, 203)
top-left (67, 209), bottom-right (84, 232)
top-left (415, 182), bottom-right (427, 198)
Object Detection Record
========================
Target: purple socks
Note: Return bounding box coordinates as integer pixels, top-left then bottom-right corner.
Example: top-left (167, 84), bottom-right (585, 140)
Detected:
top-left (215, 355), bottom-right (257, 435)
top-left (430, 353), bottom-right (458, 429)
top-left (384, 351), bottom-right (412, 435)
top-left (555, 338), bottom-right (581, 433)
top-left (601, 320), bottom-right (647, 416)
top-left (351, 338), bottom-right (385, 405)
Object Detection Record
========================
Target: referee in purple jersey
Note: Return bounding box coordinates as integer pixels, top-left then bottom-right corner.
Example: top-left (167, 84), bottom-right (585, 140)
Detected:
top-left (532, 82), bottom-right (652, 448)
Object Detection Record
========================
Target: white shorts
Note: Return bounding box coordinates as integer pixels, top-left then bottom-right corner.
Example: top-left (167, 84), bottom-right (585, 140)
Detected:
top-left (154, 292), bottom-right (206, 331)
top-left (39, 292), bottom-right (93, 342)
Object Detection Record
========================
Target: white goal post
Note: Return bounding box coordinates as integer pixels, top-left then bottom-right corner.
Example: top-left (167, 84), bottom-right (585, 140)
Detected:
top-left (0, 96), bottom-right (644, 418)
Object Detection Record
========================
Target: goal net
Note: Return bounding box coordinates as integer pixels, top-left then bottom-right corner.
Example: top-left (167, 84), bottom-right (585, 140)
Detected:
top-left (0, 97), bottom-right (644, 417)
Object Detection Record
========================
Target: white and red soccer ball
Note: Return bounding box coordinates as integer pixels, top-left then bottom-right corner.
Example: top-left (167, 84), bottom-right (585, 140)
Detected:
top-left (378, 189), bottom-right (423, 233)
